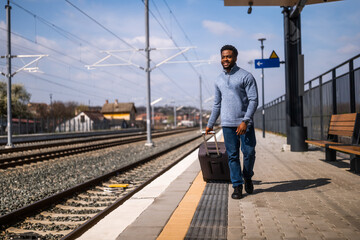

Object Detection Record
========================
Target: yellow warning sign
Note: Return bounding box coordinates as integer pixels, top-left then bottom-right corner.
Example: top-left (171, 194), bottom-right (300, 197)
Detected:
top-left (269, 50), bottom-right (279, 59)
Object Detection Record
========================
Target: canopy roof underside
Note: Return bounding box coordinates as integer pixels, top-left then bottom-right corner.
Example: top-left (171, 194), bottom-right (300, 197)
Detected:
top-left (224, 0), bottom-right (342, 7)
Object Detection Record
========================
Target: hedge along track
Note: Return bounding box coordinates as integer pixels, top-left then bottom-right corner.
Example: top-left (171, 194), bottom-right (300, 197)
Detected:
top-left (0, 128), bottom-right (196, 169)
top-left (0, 132), bottom-right (209, 240)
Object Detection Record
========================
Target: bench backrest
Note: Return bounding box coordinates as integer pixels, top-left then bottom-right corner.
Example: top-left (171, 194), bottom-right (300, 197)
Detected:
top-left (328, 113), bottom-right (360, 144)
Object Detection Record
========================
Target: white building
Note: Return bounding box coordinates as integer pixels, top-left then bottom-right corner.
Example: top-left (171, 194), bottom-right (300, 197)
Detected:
top-left (56, 111), bottom-right (107, 132)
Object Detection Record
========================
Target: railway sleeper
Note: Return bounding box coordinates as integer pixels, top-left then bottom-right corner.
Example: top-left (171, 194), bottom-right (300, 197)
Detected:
top-left (6, 228), bottom-right (68, 240)
top-left (24, 219), bottom-right (85, 226)
top-left (40, 211), bottom-right (97, 218)
top-left (54, 204), bottom-right (106, 211)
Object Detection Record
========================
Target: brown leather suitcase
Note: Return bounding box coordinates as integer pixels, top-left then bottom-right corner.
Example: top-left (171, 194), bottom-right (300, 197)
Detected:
top-left (198, 132), bottom-right (230, 182)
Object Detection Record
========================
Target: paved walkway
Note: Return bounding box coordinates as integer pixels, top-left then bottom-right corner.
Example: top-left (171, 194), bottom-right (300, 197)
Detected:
top-left (227, 130), bottom-right (360, 240)
top-left (83, 130), bottom-right (360, 240)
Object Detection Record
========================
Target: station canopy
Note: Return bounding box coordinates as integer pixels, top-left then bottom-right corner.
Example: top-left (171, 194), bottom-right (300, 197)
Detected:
top-left (224, 0), bottom-right (342, 6)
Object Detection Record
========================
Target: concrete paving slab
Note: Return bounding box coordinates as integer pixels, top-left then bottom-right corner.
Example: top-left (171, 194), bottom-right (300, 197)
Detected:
top-left (227, 129), bottom-right (360, 240)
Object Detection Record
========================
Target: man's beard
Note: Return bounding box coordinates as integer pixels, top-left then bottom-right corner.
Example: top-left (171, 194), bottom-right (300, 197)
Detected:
top-left (222, 62), bottom-right (234, 70)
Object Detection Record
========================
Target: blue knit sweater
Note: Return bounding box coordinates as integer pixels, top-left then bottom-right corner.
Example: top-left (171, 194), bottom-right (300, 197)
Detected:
top-left (207, 64), bottom-right (259, 128)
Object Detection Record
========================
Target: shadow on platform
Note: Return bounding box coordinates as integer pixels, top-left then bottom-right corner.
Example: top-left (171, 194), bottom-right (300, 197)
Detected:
top-left (304, 147), bottom-right (358, 175)
top-left (253, 178), bottom-right (331, 194)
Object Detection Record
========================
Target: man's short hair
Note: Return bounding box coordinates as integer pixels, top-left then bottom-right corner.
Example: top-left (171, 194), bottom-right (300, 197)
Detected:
top-left (221, 45), bottom-right (238, 57)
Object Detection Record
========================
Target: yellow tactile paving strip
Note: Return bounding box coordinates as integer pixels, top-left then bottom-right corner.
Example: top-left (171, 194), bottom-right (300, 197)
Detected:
top-left (156, 171), bottom-right (206, 240)
top-left (157, 133), bottom-right (224, 240)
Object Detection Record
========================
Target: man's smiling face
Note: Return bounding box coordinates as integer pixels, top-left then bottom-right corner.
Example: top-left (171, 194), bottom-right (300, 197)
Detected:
top-left (221, 49), bottom-right (237, 72)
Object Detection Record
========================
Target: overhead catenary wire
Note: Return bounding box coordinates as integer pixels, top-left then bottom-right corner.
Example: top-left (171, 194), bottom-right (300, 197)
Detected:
top-left (8, 63), bottom-right (106, 99)
top-left (20, 71), bottom-right (105, 99)
top-left (0, 29), bottom-right (144, 97)
top-left (141, 0), bottom-right (201, 78)
top-left (150, 0), bottom-right (171, 39)
top-left (27, 85), bottom-right (91, 99)
top-left (137, 0), bottom-right (202, 106)
top-left (61, 0), bottom-right (191, 102)
top-left (0, 22), bottom-right (168, 99)
top-left (161, 0), bottom-right (214, 97)
top-left (3, 1), bottom-right (199, 106)
top-left (147, 0), bottom-right (213, 102)
top-left (65, 0), bottom-right (143, 53)
top-left (11, 0), bottom-right (83, 46)
top-left (65, 0), bottom-right (197, 102)
top-left (8, 1), bottom-right (169, 97)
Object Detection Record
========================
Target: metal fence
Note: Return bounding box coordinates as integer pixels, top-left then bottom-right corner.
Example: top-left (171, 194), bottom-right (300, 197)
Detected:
top-left (254, 53), bottom-right (360, 140)
top-left (0, 117), bottom-right (127, 135)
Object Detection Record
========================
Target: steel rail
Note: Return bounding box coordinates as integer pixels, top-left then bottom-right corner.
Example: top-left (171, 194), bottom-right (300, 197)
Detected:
top-left (0, 128), bottom-right (195, 169)
top-left (0, 132), bottom-right (203, 229)
top-left (0, 129), bottom-right (142, 145)
top-left (0, 130), bottom-right (144, 154)
top-left (0, 128), bottom-right (193, 154)
top-left (62, 134), bottom-right (205, 240)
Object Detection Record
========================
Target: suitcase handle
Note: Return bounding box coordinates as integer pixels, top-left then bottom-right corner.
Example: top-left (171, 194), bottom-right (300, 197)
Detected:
top-left (201, 131), bottom-right (220, 156)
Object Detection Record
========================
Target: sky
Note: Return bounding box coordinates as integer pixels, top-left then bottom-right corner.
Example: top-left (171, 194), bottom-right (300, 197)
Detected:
top-left (0, 0), bottom-right (359, 110)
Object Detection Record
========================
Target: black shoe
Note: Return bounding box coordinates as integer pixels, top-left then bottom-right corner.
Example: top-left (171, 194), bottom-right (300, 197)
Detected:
top-left (245, 178), bottom-right (254, 194)
top-left (231, 185), bottom-right (243, 199)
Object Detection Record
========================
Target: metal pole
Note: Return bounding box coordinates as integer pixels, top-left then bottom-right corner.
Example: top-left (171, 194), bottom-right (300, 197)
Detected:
top-left (5, 1), bottom-right (13, 148)
top-left (199, 76), bottom-right (203, 132)
top-left (173, 104), bottom-right (176, 128)
top-left (283, 7), bottom-right (307, 152)
top-left (144, 0), bottom-right (153, 146)
top-left (258, 38), bottom-right (266, 138)
top-left (152, 105), bottom-right (154, 128)
top-left (349, 59), bottom-right (355, 113)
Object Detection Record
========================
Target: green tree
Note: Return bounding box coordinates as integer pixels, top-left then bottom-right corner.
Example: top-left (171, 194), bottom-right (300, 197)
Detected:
top-left (64, 101), bottom-right (78, 118)
top-left (0, 82), bottom-right (31, 118)
top-left (50, 101), bottom-right (78, 119)
top-left (76, 104), bottom-right (89, 114)
top-left (33, 103), bottom-right (49, 119)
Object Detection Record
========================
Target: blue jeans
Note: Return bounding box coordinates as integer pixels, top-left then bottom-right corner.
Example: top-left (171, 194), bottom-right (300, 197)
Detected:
top-left (223, 126), bottom-right (256, 187)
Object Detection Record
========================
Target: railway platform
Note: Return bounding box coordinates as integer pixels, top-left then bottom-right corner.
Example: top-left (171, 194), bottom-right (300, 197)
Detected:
top-left (75, 130), bottom-right (360, 240)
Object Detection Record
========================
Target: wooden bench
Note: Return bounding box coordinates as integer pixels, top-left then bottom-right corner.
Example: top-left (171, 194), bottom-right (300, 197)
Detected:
top-left (305, 113), bottom-right (360, 172)
top-left (329, 145), bottom-right (360, 173)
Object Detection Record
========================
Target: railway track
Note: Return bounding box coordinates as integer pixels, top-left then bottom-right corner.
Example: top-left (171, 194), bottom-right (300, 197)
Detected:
top-left (0, 129), bottom-right (143, 146)
top-left (0, 128), bottom-right (195, 169)
top-left (0, 130), bottom-right (208, 240)
top-left (0, 130), bottom-right (145, 153)
top-left (0, 128), bottom-right (192, 154)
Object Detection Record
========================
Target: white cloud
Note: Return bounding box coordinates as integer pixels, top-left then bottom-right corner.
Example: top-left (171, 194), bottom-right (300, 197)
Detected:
top-left (252, 33), bottom-right (266, 40)
top-left (337, 32), bottom-right (360, 54)
top-left (36, 36), bottom-right (59, 51)
top-left (125, 36), bottom-right (174, 48)
top-left (202, 20), bottom-right (241, 37)
top-left (337, 43), bottom-right (360, 54)
top-left (252, 33), bottom-right (277, 41)
top-left (209, 54), bottom-right (219, 62)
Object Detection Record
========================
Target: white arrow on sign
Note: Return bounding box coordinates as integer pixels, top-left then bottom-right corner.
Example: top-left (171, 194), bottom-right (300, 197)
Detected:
top-left (257, 61), bottom-right (263, 66)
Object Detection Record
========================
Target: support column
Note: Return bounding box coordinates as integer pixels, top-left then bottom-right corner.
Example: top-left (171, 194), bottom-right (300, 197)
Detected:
top-left (283, 7), bottom-right (307, 152)
top-left (199, 76), bottom-right (203, 132)
top-left (5, 1), bottom-right (13, 148)
top-left (144, 0), bottom-right (153, 146)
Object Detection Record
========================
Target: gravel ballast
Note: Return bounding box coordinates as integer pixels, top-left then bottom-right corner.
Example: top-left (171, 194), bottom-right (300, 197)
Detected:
top-left (0, 130), bottom-right (200, 217)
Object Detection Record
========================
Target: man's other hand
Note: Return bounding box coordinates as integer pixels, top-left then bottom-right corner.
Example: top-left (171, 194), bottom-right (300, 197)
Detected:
top-left (236, 122), bottom-right (247, 135)
top-left (205, 127), bottom-right (213, 135)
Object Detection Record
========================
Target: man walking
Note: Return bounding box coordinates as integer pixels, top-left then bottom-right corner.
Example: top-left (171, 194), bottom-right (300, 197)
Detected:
top-left (206, 45), bottom-right (258, 199)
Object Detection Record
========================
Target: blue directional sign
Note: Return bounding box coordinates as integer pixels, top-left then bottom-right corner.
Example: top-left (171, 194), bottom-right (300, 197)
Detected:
top-left (255, 58), bottom-right (280, 69)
